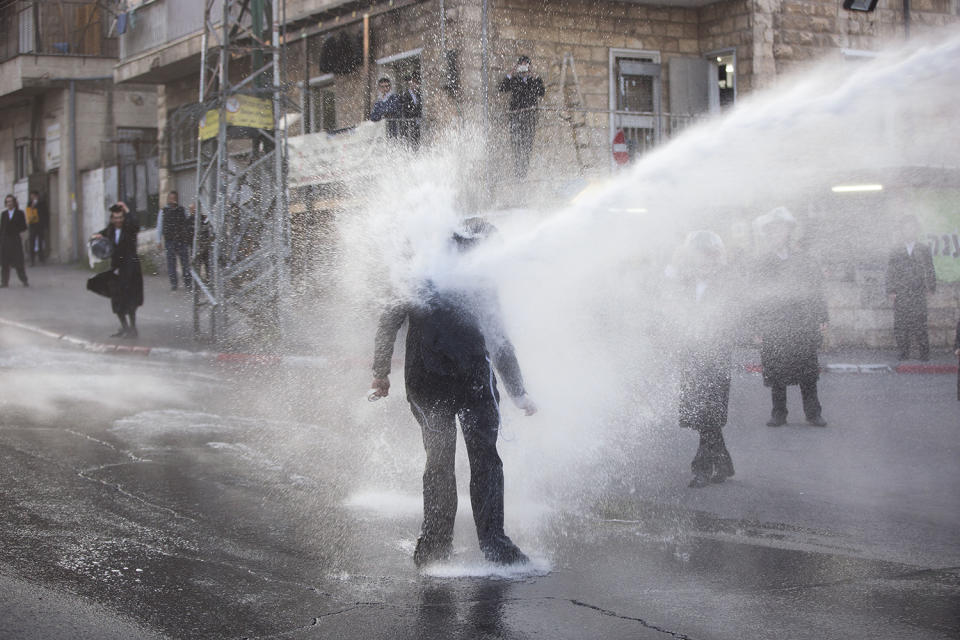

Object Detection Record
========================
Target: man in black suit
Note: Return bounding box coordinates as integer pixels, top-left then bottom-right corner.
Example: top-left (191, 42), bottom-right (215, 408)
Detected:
top-left (886, 215), bottom-right (936, 361)
top-left (1, 194), bottom-right (28, 287)
top-left (398, 72), bottom-right (423, 151)
top-left (498, 55), bottom-right (545, 179)
top-left (369, 218), bottom-right (537, 568)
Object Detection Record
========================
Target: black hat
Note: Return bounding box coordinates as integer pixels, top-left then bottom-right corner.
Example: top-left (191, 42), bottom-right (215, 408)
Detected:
top-left (89, 237), bottom-right (113, 260)
top-left (109, 204), bottom-right (124, 213)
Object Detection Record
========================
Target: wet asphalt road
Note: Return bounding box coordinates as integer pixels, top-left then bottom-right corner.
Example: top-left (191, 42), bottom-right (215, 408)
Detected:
top-left (0, 326), bottom-right (958, 640)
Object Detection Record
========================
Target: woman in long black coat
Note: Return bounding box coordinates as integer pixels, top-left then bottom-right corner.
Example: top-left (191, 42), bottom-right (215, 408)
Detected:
top-left (88, 203), bottom-right (143, 338)
top-left (751, 207), bottom-right (829, 427)
top-left (669, 231), bottom-right (737, 488)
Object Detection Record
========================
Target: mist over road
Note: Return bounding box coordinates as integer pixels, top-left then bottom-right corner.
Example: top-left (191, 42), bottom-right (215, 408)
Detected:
top-left (1, 326), bottom-right (957, 639)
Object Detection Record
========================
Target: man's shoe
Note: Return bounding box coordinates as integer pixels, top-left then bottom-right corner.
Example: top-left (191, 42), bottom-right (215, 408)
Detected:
top-left (806, 415), bottom-right (828, 427)
top-left (170, 285), bottom-right (178, 291)
top-left (766, 416), bottom-right (787, 427)
top-left (124, 327), bottom-right (139, 339)
top-left (413, 537), bottom-right (452, 568)
top-left (688, 473), bottom-right (710, 488)
top-left (22, 281), bottom-right (28, 287)
top-left (110, 327), bottom-right (128, 338)
top-left (482, 536), bottom-right (529, 566)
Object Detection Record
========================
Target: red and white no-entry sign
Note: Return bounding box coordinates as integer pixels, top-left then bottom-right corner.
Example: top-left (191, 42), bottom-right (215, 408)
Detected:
top-left (612, 129), bottom-right (629, 165)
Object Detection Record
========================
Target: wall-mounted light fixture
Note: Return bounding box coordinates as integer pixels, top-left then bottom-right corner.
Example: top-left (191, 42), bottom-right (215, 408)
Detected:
top-left (831, 184), bottom-right (883, 193)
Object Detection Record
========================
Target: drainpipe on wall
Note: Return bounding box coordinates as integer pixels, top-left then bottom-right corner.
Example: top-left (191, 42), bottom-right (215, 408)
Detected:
top-left (481, 0), bottom-right (489, 132)
top-left (903, 0), bottom-right (911, 39)
top-left (69, 79), bottom-right (79, 262)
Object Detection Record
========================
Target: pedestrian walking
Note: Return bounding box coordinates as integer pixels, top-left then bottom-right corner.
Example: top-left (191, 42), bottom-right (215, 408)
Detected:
top-left (157, 191), bottom-right (192, 291)
top-left (87, 202), bottom-right (143, 338)
top-left (669, 231), bottom-right (737, 488)
top-left (25, 190), bottom-right (47, 265)
top-left (886, 215), bottom-right (936, 361)
top-left (498, 55), bottom-right (545, 179)
top-left (750, 207), bottom-right (829, 428)
top-left (370, 218), bottom-right (537, 568)
top-left (1, 194), bottom-right (28, 287)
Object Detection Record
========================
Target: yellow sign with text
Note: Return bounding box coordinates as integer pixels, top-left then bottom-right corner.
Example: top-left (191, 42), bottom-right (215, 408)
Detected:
top-left (199, 95), bottom-right (274, 141)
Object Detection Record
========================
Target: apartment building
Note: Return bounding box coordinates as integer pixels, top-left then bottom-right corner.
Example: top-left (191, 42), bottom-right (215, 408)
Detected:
top-left (112, 0), bottom-right (960, 347)
top-left (0, 0), bottom-right (158, 262)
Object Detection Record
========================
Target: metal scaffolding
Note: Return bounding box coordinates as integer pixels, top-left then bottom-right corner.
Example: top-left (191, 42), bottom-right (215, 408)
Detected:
top-left (192, 0), bottom-right (290, 344)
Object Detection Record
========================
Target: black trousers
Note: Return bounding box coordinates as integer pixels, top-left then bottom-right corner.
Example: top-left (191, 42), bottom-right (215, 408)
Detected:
top-left (408, 381), bottom-right (506, 555)
top-left (508, 110), bottom-right (537, 179)
top-left (893, 296), bottom-right (929, 359)
top-left (0, 236), bottom-right (27, 285)
top-left (165, 241), bottom-right (192, 288)
top-left (771, 378), bottom-right (822, 420)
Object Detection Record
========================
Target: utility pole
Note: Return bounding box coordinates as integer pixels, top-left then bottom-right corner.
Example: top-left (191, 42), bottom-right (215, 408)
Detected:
top-left (192, 0), bottom-right (290, 345)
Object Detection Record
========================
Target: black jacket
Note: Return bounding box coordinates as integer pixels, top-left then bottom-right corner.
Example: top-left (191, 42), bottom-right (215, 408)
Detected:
top-left (497, 75), bottom-right (545, 112)
top-left (161, 204), bottom-right (192, 244)
top-left (399, 89), bottom-right (422, 119)
top-left (98, 214), bottom-right (143, 313)
top-left (373, 283), bottom-right (526, 400)
top-left (886, 243), bottom-right (936, 300)
top-left (751, 251), bottom-right (828, 386)
top-left (1, 209), bottom-right (27, 237)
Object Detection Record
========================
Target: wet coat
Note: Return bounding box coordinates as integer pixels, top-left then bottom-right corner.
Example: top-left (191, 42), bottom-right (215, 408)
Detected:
top-left (751, 251), bottom-right (828, 387)
top-left (373, 282), bottom-right (525, 401)
top-left (671, 273), bottom-right (736, 432)
top-left (0, 208), bottom-right (27, 270)
top-left (497, 75), bottom-right (545, 112)
top-left (87, 215), bottom-right (143, 314)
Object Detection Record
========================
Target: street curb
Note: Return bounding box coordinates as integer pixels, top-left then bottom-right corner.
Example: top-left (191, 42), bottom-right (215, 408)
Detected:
top-left (0, 317), bottom-right (330, 370)
top-left (2, 316), bottom-right (956, 374)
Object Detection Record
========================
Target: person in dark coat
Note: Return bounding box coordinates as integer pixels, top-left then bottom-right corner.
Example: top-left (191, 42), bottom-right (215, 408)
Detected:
top-left (89, 202), bottom-right (143, 338)
top-left (25, 190), bottom-right (47, 265)
top-left (669, 231), bottom-right (737, 488)
top-left (370, 218), bottom-right (537, 568)
top-left (1, 194), bottom-right (28, 287)
top-left (158, 190), bottom-right (192, 291)
top-left (398, 72), bottom-right (423, 150)
top-left (886, 215), bottom-right (937, 361)
top-left (498, 55), bottom-right (545, 179)
top-left (751, 207), bottom-right (829, 428)
top-left (370, 76), bottom-right (402, 138)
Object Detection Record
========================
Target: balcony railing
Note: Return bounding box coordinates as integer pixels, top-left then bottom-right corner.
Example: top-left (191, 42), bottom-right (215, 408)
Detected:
top-left (0, 1), bottom-right (118, 63)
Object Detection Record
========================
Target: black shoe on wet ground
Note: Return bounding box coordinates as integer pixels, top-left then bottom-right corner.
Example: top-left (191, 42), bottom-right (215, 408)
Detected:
top-left (766, 415), bottom-right (787, 427)
top-left (806, 415), bottom-right (828, 427)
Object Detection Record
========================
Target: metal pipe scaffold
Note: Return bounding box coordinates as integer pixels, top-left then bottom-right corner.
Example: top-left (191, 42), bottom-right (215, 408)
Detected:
top-left (191, 0), bottom-right (290, 345)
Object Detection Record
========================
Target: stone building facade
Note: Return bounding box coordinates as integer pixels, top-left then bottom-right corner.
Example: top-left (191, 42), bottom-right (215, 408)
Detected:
top-left (112, 0), bottom-right (960, 348)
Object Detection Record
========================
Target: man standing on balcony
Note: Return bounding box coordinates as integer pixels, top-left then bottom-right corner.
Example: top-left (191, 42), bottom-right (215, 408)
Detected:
top-left (370, 76), bottom-right (402, 139)
top-left (498, 55), bottom-right (545, 180)
top-left (399, 72), bottom-right (422, 150)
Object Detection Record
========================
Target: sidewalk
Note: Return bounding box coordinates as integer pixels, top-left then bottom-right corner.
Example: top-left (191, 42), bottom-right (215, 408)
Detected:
top-left (0, 263), bottom-right (326, 368)
top-left (0, 263), bottom-right (956, 373)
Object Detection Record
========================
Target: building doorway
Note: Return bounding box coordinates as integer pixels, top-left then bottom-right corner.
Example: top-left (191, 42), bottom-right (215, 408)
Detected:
top-left (609, 48), bottom-right (662, 165)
